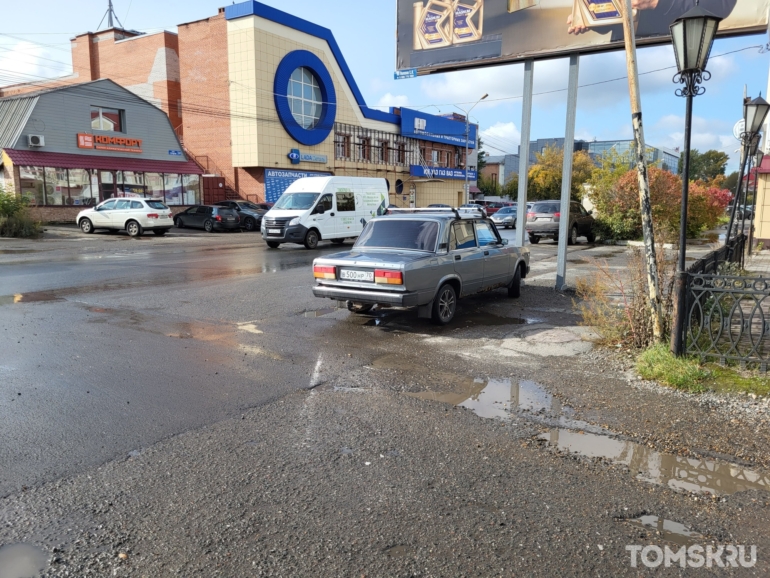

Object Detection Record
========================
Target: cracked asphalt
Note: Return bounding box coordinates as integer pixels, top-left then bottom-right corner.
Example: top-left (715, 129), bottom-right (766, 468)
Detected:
top-left (0, 227), bottom-right (768, 577)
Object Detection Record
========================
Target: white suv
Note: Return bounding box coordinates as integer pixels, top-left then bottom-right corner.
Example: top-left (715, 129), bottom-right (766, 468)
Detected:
top-left (77, 198), bottom-right (174, 237)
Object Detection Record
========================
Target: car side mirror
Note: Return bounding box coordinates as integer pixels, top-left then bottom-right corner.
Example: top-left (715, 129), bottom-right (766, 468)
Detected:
top-left (588, 209), bottom-right (593, 215)
top-left (501, 238), bottom-right (509, 246)
top-left (314, 206), bottom-right (325, 215)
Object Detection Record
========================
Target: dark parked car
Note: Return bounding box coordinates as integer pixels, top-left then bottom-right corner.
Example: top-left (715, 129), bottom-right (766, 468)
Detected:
top-left (525, 200), bottom-right (596, 245)
top-left (214, 200), bottom-right (269, 231)
top-left (174, 205), bottom-right (241, 232)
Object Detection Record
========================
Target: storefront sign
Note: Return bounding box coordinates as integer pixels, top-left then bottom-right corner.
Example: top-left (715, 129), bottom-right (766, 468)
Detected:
top-left (77, 133), bottom-right (143, 154)
top-left (394, 68), bottom-right (418, 79)
top-left (410, 165), bottom-right (477, 180)
top-left (168, 150), bottom-right (183, 156)
top-left (264, 169), bottom-right (331, 203)
top-left (287, 148), bottom-right (328, 165)
top-left (400, 108), bottom-right (476, 148)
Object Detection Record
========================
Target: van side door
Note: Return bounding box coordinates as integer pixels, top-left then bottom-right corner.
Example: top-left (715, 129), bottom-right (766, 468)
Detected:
top-left (310, 193), bottom-right (335, 239)
top-left (334, 191), bottom-right (357, 237)
top-left (449, 220), bottom-right (484, 296)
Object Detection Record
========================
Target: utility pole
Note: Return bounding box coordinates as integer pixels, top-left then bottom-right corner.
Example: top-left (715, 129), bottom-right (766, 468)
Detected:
top-left (622, 0), bottom-right (664, 342)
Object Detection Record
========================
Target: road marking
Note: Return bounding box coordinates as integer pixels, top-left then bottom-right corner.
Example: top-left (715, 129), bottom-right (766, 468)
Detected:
top-left (237, 322), bottom-right (263, 334)
top-left (308, 353), bottom-right (324, 389)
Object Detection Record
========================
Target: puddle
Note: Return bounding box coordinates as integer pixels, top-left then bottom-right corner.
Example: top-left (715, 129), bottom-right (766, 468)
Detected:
top-left (625, 515), bottom-right (705, 547)
top-left (384, 545), bottom-right (415, 557)
top-left (540, 428), bottom-right (770, 496)
top-left (0, 292), bottom-right (64, 305)
top-left (364, 309), bottom-right (538, 330)
top-left (0, 249), bottom-right (42, 255)
top-left (303, 307), bottom-right (339, 318)
top-left (0, 543), bottom-right (48, 578)
top-left (340, 447), bottom-right (354, 455)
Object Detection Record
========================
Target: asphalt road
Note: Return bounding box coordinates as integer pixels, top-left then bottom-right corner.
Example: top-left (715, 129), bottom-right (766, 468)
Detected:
top-left (1, 227), bottom-right (768, 577)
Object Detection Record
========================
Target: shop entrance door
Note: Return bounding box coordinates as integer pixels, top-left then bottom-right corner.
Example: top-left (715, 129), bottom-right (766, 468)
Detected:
top-left (99, 171), bottom-right (117, 200)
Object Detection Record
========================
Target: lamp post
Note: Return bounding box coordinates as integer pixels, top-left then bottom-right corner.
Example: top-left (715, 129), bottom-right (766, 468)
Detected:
top-left (740, 134), bottom-right (761, 240)
top-left (669, 2), bottom-right (722, 357)
top-left (457, 93), bottom-right (488, 205)
top-left (748, 148), bottom-right (765, 256)
top-left (726, 95), bottom-right (770, 248)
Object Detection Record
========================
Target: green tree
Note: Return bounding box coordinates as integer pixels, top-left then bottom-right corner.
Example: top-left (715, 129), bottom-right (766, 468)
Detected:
top-left (677, 149), bottom-right (729, 182)
top-left (477, 174), bottom-right (501, 196)
top-left (476, 138), bottom-right (487, 173)
top-left (723, 171), bottom-right (739, 193)
top-left (502, 173), bottom-right (519, 200)
top-left (528, 145), bottom-right (595, 201)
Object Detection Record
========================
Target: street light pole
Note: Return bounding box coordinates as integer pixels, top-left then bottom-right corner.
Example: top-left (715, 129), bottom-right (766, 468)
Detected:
top-left (749, 148), bottom-right (765, 256)
top-left (457, 94), bottom-right (488, 205)
top-left (669, 2), bottom-right (722, 356)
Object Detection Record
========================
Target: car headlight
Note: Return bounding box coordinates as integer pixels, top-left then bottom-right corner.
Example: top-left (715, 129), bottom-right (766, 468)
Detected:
top-left (288, 217), bottom-right (300, 226)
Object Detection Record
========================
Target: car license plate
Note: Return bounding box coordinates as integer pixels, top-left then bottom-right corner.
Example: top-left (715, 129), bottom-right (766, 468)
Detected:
top-left (268, 228), bottom-right (281, 234)
top-left (536, 217), bottom-right (551, 221)
top-left (340, 269), bottom-right (374, 282)
top-left (160, 214), bottom-right (169, 219)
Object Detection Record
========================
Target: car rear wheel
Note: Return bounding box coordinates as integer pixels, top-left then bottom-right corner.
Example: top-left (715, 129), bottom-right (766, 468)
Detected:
top-left (304, 229), bottom-right (319, 249)
top-left (153, 229), bottom-right (168, 236)
top-left (243, 217), bottom-right (256, 231)
top-left (79, 218), bottom-right (94, 234)
top-left (568, 225), bottom-right (578, 245)
top-left (508, 265), bottom-right (522, 298)
top-left (126, 220), bottom-right (142, 238)
top-left (204, 220), bottom-right (214, 233)
top-left (528, 234), bottom-right (540, 244)
top-left (586, 230), bottom-right (596, 243)
top-left (346, 301), bottom-right (374, 314)
top-left (431, 283), bottom-right (457, 325)
top-left (175, 217), bottom-right (184, 228)
top-left (266, 241), bottom-right (280, 249)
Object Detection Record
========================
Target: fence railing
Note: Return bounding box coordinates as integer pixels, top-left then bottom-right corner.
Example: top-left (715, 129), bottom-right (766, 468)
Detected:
top-left (684, 234), bottom-right (770, 369)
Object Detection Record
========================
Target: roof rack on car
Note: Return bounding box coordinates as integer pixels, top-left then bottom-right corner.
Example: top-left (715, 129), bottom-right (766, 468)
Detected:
top-left (386, 207), bottom-right (487, 220)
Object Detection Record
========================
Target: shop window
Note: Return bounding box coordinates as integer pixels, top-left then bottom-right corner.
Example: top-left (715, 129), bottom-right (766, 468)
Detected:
top-left (118, 171), bottom-right (145, 197)
top-left (287, 67), bottom-right (322, 129)
top-left (145, 173), bottom-right (164, 201)
top-left (91, 106), bottom-right (123, 132)
top-left (19, 166), bottom-right (46, 205)
top-left (43, 167), bottom-right (68, 206)
top-left (336, 192), bottom-right (355, 212)
top-left (164, 174), bottom-right (184, 206)
top-left (68, 168), bottom-right (98, 206)
top-left (182, 174), bottom-right (201, 205)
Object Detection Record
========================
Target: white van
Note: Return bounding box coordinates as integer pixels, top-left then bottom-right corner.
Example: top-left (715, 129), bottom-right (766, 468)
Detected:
top-left (261, 177), bottom-right (389, 249)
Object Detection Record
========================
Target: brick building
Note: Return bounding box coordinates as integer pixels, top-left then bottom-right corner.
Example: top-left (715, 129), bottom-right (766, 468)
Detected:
top-left (0, 28), bottom-right (183, 136)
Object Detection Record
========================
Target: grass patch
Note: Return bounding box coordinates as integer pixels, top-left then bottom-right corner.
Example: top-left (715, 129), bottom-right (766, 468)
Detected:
top-left (637, 344), bottom-right (709, 392)
top-left (0, 214), bottom-right (43, 239)
top-left (637, 344), bottom-right (770, 395)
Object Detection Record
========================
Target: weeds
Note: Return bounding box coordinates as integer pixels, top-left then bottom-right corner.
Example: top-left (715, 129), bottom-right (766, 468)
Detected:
top-left (0, 190), bottom-right (42, 238)
top-left (637, 344), bottom-right (708, 392)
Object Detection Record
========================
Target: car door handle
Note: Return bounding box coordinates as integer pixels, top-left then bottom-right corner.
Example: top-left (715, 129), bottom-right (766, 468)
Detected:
top-left (454, 255), bottom-right (461, 261)
top-left (330, 212), bottom-right (335, 217)
top-left (484, 251), bottom-right (490, 256)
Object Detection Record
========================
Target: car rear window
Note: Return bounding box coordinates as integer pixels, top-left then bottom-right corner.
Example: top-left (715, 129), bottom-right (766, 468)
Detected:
top-left (356, 220), bottom-right (439, 251)
top-left (217, 208), bottom-right (237, 216)
top-left (146, 201), bottom-right (168, 210)
top-left (531, 202), bottom-right (559, 214)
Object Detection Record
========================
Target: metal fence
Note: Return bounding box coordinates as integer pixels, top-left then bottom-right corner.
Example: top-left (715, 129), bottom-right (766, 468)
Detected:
top-left (684, 234), bottom-right (770, 369)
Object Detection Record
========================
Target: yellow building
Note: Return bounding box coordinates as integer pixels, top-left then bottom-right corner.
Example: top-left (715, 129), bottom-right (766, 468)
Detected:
top-left (178, 1), bottom-right (478, 207)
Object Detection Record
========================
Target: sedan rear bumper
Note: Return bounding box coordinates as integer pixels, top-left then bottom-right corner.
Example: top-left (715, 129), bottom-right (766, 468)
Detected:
top-left (312, 285), bottom-right (420, 307)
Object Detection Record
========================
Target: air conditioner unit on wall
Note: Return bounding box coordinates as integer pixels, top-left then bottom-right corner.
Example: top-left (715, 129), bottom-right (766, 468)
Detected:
top-left (27, 135), bottom-right (45, 147)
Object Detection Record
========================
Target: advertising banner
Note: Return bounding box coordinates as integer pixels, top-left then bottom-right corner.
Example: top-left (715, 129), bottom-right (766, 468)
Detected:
top-left (397, 0), bottom-right (770, 74)
top-left (400, 107), bottom-right (477, 148)
top-left (410, 165), bottom-right (478, 180)
top-left (264, 169), bottom-right (331, 203)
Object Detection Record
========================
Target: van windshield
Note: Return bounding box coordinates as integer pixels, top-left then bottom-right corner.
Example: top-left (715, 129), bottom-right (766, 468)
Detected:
top-left (273, 192), bottom-right (319, 210)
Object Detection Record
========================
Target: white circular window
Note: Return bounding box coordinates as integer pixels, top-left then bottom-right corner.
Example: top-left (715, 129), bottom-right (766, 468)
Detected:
top-left (288, 67), bottom-right (323, 129)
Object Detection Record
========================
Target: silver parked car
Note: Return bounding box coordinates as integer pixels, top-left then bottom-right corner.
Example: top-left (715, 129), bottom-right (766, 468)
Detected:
top-left (525, 200), bottom-right (596, 245)
top-left (311, 209), bottom-right (530, 325)
top-left (491, 205), bottom-right (517, 229)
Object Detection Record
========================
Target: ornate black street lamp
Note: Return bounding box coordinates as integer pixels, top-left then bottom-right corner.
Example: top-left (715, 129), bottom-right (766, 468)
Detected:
top-left (739, 134), bottom-right (761, 240)
top-left (669, 2), bottom-right (722, 356)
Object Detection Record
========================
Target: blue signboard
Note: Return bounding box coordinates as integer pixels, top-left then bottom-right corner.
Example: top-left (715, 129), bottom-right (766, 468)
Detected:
top-left (264, 169), bottom-right (331, 203)
top-left (168, 150), bottom-right (183, 156)
top-left (288, 148), bottom-right (328, 164)
top-left (410, 165), bottom-right (477, 180)
top-left (400, 108), bottom-right (476, 149)
top-left (394, 68), bottom-right (418, 80)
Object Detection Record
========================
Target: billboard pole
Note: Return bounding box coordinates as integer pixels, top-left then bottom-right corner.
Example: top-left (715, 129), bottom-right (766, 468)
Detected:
top-left (556, 53), bottom-right (580, 291)
top-left (622, 0), bottom-right (664, 342)
top-left (515, 59), bottom-right (534, 248)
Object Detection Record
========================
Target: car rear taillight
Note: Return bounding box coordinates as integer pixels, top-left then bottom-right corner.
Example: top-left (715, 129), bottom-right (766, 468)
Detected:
top-left (215, 215), bottom-right (222, 222)
top-left (553, 212), bottom-right (560, 218)
top-left (526, 212), bottom-right (535, 220)
top-left (313, 265), bottom-right (336, 279)
top-left (375, 269), bottom-right (403, 285)
top-left (146, 213), bottom-right (159, 219)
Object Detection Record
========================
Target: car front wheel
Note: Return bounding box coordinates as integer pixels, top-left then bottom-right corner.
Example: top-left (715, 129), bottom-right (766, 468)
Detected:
top-left (80, 218), bottom-right (94, 234)
top-left (568, 224), bottom-right (578, 245)
top-left (304, 229), bottom-right (319, 249)
top-left (431, 283), bottom-right (457, 325)
top-left (528, 235), bottom-right (540, 244)
top-left (266, 241), bottom-right (280, 249)
top-left (175, 217), bottom-right (184, 228)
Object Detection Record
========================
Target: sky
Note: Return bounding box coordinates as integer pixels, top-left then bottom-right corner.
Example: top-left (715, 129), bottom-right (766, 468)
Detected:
top-left (0, 0), bottom-right (768, 173)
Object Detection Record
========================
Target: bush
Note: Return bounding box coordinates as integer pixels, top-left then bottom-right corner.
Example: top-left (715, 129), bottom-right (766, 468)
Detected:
top-left (0, 190), bottom-right (42, 238)
top-left (0, 214), bottom-right (43, 238)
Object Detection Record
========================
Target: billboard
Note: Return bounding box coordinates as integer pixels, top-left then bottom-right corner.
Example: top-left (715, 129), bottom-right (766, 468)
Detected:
top-left (396, 0), bottom-right (770, 74)
top-left (400, 107), bottom-right (477, 147)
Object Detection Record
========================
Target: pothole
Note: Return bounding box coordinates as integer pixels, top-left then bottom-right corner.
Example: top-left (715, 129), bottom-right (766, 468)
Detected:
top-left (624, 515), bottom-right (705, 547)
top-left (0, 543), bottom-right (48, 578)
top-left (540, 428), bottom-right (770, 496)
